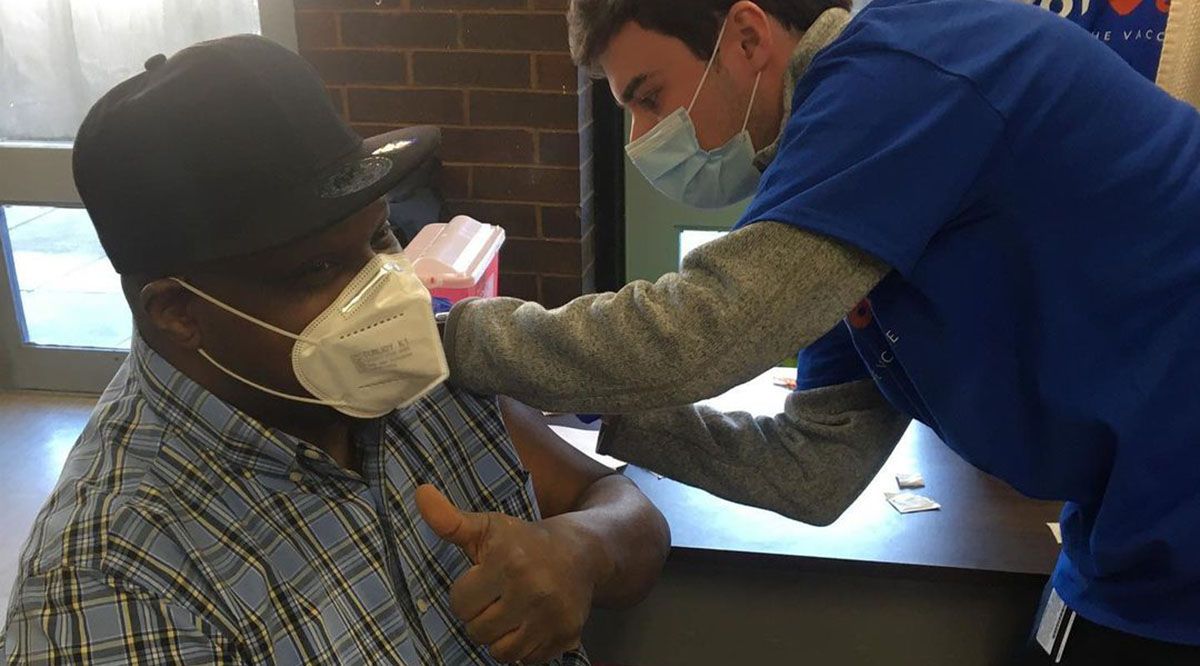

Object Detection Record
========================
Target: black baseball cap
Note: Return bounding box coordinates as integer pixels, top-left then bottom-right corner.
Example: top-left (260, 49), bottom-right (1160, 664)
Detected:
top-left (74, 34), bottom-right (438, 275)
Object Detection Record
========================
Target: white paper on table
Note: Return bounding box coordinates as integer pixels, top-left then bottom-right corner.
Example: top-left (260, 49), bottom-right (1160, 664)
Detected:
top-left (895, 472), bottom-right (925, 489)
top-left (547, 425), bottom-right (627, 470)
top-left (884, 491), bottom-right (941, 514)
top-left (545, 368), bottom-right (794, 469)
top-left (700, 368), bottom-right (793, 415)
top-left (1047, 522), bottom-right (1062, 544)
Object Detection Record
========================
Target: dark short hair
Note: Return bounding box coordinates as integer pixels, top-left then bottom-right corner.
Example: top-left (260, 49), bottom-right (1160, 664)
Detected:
top-left (568, 0), bottom-right (851, 69)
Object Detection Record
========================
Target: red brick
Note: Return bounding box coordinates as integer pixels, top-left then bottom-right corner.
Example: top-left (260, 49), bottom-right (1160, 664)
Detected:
top-left (414, 0), bottom-right (526, 7)
top-left (538, 131), bottom-right (579, 166)
top-left (462, 14), bottom-right (570, 52)
top-left (341, 12), bottom-right (457, 49)
top-left (348, 88), bottom-right (464, 124)
top-left (441, 128), bottom-right (535, 165)
top-left (540, 205), bottom-right (580, 239)
top-left (412, 52), bottom-right (530, 89)
top-left (303, 50), bottom-right (408, 85)
top-left (295, 0), bottom-right (401, 7)
top-left (441, 165), bottom-right (471, 199)
top-left (296, 12), bottom-right (338, 49)
top-left (535, 54), bottom-right (578, 92)
top-left (502, 239), bottom-right (582, 275)
top-left (499, 272), bottom-right (540, 301)
top-left (542, 275), bottom-right (583, 308)
top-left (470, 90), bottom-right (578, 130)
top-left (473, 166), bottom-right (580, 203)
top-left (447, 201), bottom-right (538, 238)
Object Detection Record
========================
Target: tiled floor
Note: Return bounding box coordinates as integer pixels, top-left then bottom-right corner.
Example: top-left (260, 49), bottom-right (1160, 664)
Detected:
top-left (0, 391), bottom-right (98, 623)
top-left (2, 205), bottom-right (131, 349)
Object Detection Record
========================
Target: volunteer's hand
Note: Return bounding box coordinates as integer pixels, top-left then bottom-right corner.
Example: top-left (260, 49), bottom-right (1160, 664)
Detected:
top-left (415, 485), bottom-right (592, 664)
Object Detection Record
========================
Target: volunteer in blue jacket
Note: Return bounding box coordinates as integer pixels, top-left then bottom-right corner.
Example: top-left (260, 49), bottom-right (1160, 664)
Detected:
top-left (441, 0), bottom-right (1200, 661)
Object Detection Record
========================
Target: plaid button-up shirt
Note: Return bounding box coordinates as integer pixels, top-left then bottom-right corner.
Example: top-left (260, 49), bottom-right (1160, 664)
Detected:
top-left (3, 337), bottom-right (589, 666)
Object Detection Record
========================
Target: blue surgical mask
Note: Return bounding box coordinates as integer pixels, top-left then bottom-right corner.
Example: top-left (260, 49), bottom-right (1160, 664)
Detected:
top-left (626, 17), bottom-right (763, 210)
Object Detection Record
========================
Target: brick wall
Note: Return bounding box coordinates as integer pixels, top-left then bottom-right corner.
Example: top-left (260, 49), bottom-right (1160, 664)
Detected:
top-left (295, 0), bottom-right (596, 307)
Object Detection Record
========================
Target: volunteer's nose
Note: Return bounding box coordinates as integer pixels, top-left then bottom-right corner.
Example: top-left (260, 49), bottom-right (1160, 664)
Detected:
top-left (628, 112), bottom-right (651, 144)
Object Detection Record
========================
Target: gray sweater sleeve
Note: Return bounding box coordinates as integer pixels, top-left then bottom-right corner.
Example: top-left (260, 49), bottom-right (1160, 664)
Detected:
top-left (598, 379), bottom-right (912, 526)
top-left (444, 221), bottom-right (890, 414)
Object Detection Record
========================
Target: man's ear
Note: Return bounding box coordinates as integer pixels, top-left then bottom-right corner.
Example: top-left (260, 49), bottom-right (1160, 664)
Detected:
top-left (139, 279), bottom-right (203, 350)
top-left (729, 0), bottom-right (774, 71)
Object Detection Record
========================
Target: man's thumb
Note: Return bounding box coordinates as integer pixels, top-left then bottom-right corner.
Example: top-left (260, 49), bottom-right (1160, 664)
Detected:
top-left (416, 484), bottom-right (486, 559)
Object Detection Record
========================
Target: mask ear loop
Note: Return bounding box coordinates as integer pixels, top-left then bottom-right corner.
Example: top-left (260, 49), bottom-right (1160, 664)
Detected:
top-left (197, 349), bottom-right (345, 407)
top-left (741, 71), bottom-right (762, 133)
top-left (170, 278), bottom-right (308, 342)
top-left (168, 278), bottom-right (347, 408)
top-left (688, 16), bottom-right (732, 114)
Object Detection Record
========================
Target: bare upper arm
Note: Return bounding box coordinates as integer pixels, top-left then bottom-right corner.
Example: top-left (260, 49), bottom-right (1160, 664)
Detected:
top-left (498, 396), bottom-right (617, 518)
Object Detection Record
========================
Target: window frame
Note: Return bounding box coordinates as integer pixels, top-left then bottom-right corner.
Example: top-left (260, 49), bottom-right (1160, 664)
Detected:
top-left (0, 0), bottom-right (298, 391)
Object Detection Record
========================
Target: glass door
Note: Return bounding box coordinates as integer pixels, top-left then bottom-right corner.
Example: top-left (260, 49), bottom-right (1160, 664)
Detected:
top-left (0, 0), bottom-right (297, 392)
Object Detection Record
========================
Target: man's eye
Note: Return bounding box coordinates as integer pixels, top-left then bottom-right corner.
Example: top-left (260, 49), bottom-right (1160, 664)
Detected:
top-left (372, 222), bottom-right (402, 248)
top-left (301, 259), bottom-right (338, 276)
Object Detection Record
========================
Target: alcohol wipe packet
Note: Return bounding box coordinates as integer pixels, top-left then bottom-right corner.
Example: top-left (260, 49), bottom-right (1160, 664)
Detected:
top-left (885, 491), bottom-right (941, 514)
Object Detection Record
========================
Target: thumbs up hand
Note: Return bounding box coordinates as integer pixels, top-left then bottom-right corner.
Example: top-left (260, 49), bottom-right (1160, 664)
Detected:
top-left (416, 485), bottom-right (592, 665)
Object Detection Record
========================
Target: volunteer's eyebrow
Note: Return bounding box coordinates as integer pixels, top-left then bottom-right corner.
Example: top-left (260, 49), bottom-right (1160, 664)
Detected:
top-left (621, 73), bottom-right (651, 105)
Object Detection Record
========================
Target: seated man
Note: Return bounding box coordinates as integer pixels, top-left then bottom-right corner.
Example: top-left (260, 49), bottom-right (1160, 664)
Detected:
top-left (2, 35), bottom-right (669, 666)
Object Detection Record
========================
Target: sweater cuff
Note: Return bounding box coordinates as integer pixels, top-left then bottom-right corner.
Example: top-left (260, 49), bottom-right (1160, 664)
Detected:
top-left (596, 418), bottom-right (624, 458)
top-left (597, 416), bottom-right (657, 470)
top-left (443, 297), bottom-right (479, 385)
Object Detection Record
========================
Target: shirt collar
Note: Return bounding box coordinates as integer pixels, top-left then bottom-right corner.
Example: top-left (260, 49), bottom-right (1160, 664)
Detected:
top-left (753, 7), bottom-right (852, 171)
top-left (131, 334), bottom-right (328, 478)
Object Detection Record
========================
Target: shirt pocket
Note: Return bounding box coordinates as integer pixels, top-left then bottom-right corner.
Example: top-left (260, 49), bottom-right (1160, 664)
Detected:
top-left (490, 467), bottom-right (538, 521)
top-left (454, 460), bottom-right (536, 523)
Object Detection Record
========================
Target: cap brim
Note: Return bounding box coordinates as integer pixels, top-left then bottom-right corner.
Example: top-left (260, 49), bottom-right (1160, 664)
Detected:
top-left (230, 125), bottom-right (441, 262)
top-left (308, 124), bottom-right (441, 227)
top-left (157, 126), bottom-right (440, 275)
